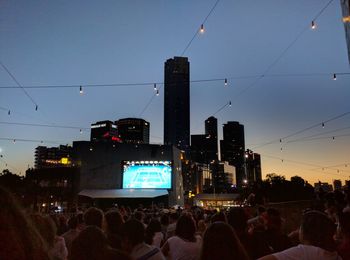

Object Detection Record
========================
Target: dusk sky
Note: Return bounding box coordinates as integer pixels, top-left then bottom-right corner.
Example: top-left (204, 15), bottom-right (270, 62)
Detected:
top-left (0, 0), bottom-right (349, 185)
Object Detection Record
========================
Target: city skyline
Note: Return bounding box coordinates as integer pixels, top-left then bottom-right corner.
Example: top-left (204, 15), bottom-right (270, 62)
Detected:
top-left (1, 0), bottom-right (350, 185)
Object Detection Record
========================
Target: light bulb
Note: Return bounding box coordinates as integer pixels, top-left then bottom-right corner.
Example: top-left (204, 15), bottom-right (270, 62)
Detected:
top-left (333, 74), bottom-right (337, 80)
top-left (311, 21), bottom-right (316, 30)
top-left (156, 90), bottom-right (159, 96)
top-left (224, 78), bottom-right (228, 86)
top-left (200, 24), bottom-right (205, 34)
top-left (79, 86), bottom-right (83, 95)
top-left (154, 83), bottom-right (157, 90)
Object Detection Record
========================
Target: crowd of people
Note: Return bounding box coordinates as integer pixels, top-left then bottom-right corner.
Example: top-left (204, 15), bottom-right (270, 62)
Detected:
top-left (1, 185), bottom-right (350, 260)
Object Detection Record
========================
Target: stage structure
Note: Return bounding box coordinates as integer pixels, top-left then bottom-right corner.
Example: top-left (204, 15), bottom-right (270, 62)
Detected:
top-left (73, 141), bottom-right (184, 206)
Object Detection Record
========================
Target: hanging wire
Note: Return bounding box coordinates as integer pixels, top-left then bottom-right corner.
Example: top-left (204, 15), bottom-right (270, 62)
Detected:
top-left (0, 121), bottom-right (89, 130)
top-left (286, 125), bottom-right (350, 143)
top-left (139, 86), bottom-right (162, 116)
top-left (180, 0), bottom-right (221, 56)
top-left (261, 153), bottom-right (348, 177)
top-left (227, 0), bottom-right (337, 102)
top-left (0, 137), bottom-right (65, 145)
top-left (252, 111), bottom-right (350, 149)
top-left (0, 72), bottom-right (349, 90)
top-left (0, 61), bottom-right (39, 110)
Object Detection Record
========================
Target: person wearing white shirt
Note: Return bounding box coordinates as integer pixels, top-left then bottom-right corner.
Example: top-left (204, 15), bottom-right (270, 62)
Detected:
top-left (259, 210), bottom-right (342, 260)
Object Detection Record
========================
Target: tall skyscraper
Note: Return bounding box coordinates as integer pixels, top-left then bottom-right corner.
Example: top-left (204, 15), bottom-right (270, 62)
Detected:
top-left (220, 121), bottom-right (245, 187)
top-left (164, 57), bottom-right (190, 152)
top-left (116, 118), bottom-right (150, 144)
top-left (191, 116), bottom-right (218, 163)
top-left (205, 116), bottom-right (218, 161)
top-left (245, 149), bottom-right (262, 183)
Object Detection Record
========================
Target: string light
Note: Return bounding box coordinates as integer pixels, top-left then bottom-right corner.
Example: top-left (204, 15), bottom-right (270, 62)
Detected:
top-left (322, 122), bottom-right (325, 128)
top-left (229, 101), bottom-right (231, 107)
top-left (156, 90), bottom-right (159, 96)
top-left (200, 24), bottom-right (205, 34)
top-left (311, 21), bottom-right (316, 30)
top-left (333, 73), bottom-right (337, 80)
top-left (80, 129), bottom-right (82, 134)
top-left (13, 139), bottom-right (16, 144)
top-left (79, 86), bottom-right (83, 95)
top-left (153, 83), bottom-right (157, 91)
top-left (1, 72), bottom-right (349, 90)
top-left (224, 78), bottom-right (228, 86)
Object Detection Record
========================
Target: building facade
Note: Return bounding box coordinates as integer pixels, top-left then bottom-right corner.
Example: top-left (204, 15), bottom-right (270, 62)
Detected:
top-left (35, 145), bottom-right (73, 169)
top-left (164, 57), bottom-right (190, 152)
top-left (90, 120), bottom-right (119, 142)
top-left (204, 116), bottom-right (218, 162)
top-left (245, 150), bottom-right (262, 183)
top-left (116, 118), bottom-right (150, 144)
top-left (341, 0), bottom-right (350, 64)
top-left (191, 116), bottom-right (218, 163)
top-left (220, 121), bottom-right (245, 187)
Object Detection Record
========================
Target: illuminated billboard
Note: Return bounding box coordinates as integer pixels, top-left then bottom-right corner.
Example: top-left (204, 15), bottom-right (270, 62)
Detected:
top-left (122, 161), bottom-right (172, 189)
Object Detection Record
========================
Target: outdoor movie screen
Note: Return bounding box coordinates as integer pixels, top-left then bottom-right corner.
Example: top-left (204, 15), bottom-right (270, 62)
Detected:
top-left (122, 161), bottom-right (172, 189)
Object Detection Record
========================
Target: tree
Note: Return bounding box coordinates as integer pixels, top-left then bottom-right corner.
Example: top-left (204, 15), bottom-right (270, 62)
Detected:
top-left (0, 169), bottom-right (24, 195)
top-left (266, 173), bottom-right (285, 185)
top-left (291, 175), bottom-right (305, 186)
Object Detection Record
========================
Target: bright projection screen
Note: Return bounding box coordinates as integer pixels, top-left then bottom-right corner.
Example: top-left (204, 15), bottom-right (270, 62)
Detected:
top-left (122, 161), bottom-right (172, 189)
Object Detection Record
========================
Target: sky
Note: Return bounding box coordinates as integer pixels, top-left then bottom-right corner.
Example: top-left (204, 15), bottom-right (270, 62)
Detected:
top-left (0, 0), bottom-right (349, 185)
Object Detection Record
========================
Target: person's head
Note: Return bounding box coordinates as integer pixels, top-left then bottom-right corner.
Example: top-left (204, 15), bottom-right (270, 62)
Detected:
top-left (104, 209), bottom-right (124, 235)
top-left (120, 219), bottom-right (145, 251)
top-left (147, 218), bottom-right (162, 233)
top-left (175, 213), bottom-right (196, 242)
top-left (169, 212), bottom-right (179, 224)
top-left (30, 214), bottom-right (57, 248)
top-left (58, 215), bottom-right (67, 226)
top-left (197, 220), bottom-right (206, 235)
top-left (77, 213), bottom-right (84, 225)
top-left (0, 186), bottom-right (49, 260)
top-left (68, 215), bottom-right (78, 230)
top-left (145, 218), bottom-right (162, 245)
top-left (160, 214), bottom-right (169, 226)
top-left (300, 210), bottom-right (337, 252)
top-left (133, 210), bottom-right (144, 223)
top-left (199, 222), bottom-right (249, 260)
top-left (210, 211), bottom-right (227, 223)
top-left (83, 207), bottom-right (104, 228)
top-left (70, 226), bottom-right (108, 260)
top-left (338, 211), bottom-right (350, 239)
top-left (264, 208), bottom-right (282, 231)
top-left (227, 207), bottom-right (248, 235)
